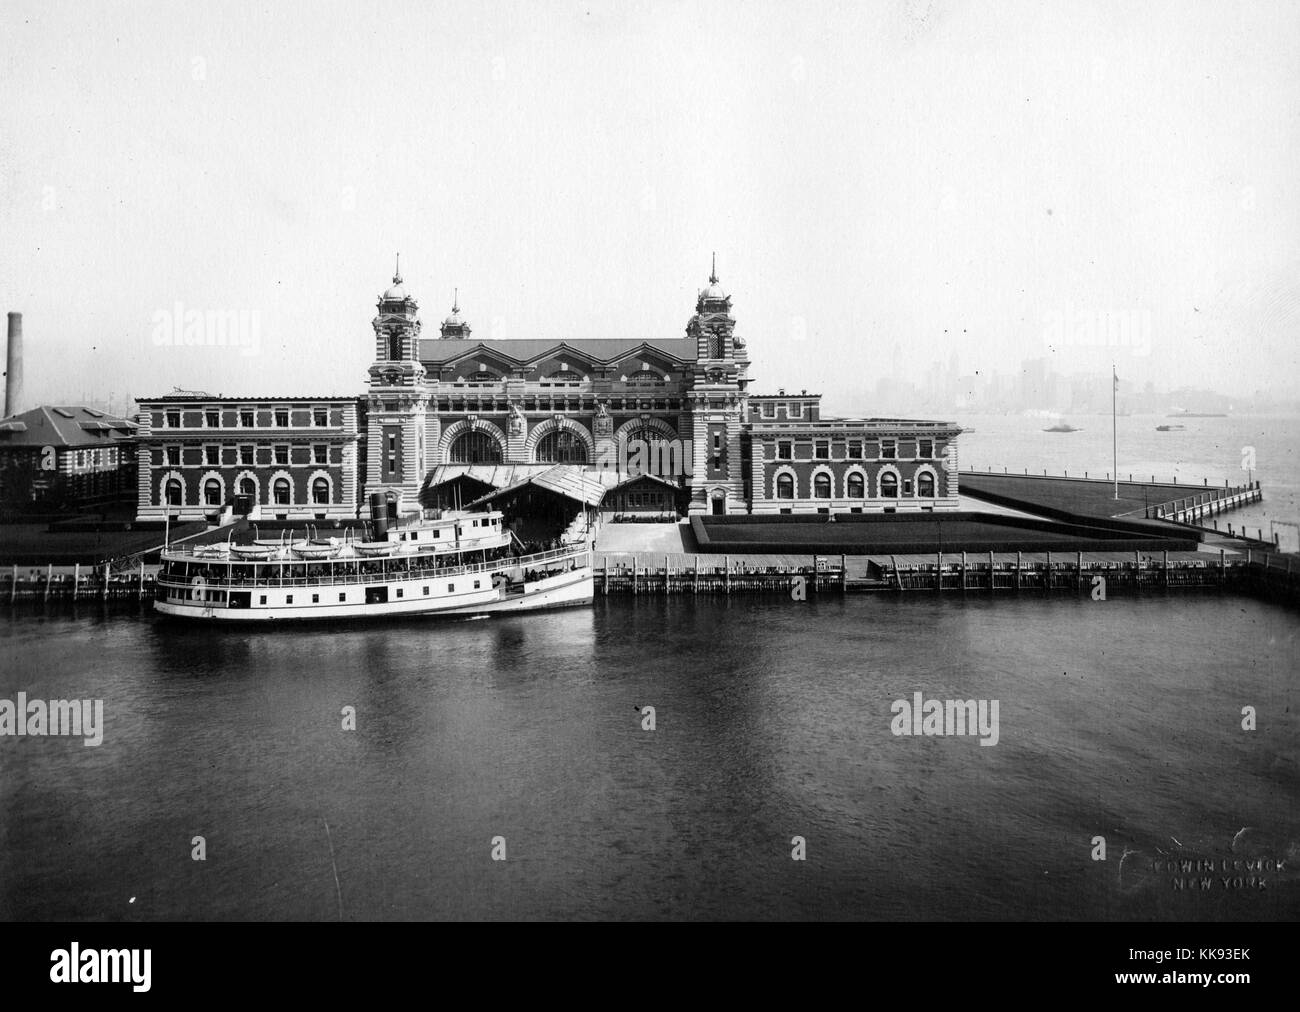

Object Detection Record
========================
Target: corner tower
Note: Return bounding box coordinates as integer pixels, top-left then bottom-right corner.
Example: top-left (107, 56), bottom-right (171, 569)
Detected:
top-left (365, 257), bottom-right (430, 516)
top-left (685, 255), bottom-right (750, 515)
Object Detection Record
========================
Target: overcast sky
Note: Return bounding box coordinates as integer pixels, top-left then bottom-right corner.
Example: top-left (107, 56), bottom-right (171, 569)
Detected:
top-left (2, 0), bottom-right (1298, 413)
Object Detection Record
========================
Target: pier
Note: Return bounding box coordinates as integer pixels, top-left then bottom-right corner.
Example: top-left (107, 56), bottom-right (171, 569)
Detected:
top-left (595, 549), bottom-right (1300, 608)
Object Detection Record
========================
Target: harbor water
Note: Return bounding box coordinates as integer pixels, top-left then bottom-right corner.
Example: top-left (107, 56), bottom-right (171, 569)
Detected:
top-left (2, 593), bottom-right (1297, 921)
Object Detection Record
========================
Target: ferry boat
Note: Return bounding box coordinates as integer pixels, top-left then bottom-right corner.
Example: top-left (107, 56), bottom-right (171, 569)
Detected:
top-left (154, 509), bottom-right (592, 622)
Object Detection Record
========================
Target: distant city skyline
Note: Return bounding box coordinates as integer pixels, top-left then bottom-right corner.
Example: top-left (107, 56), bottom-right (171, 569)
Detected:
top-left (3, 0), bottom-right (1298, 411)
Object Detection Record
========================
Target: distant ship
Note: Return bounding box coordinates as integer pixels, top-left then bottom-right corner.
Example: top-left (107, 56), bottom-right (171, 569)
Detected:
top-left (1043, 423), bottom-right (1081, 433)
top-left (1156, 424), bottom-right (1186, 431)
top-left (1167, 408), bottom-right (1226, 418)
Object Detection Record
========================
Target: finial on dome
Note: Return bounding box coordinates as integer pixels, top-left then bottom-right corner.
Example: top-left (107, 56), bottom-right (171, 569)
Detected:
top-left (393, 252), bottom-right (402, 285)
top-left (452, 287), bottom-right (459, 314)
top-left (709, 252), bottom-right (718, 285)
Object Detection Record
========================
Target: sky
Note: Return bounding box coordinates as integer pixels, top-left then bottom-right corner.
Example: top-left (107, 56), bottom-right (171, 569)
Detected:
top-left (2, 0), bottom-right (1298, 415)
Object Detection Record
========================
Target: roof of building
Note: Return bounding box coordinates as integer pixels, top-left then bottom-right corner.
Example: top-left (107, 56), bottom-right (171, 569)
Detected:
top-left (0, 405), bottom-right (138, 448)
top-left (135, 394), bottom-right (360, 403)
top-left (419, 337), bottom-right (698, 366)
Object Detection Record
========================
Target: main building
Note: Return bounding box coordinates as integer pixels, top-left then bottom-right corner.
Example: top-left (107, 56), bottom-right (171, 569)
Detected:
top-left (136, 262), bottom-right (961, 523)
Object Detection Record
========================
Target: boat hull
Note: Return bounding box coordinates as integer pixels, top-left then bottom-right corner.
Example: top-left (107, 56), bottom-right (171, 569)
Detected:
top-left (153, 567), bottom-right (593, 622)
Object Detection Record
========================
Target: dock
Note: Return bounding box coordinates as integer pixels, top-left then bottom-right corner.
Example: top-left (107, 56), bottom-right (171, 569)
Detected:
top-left (595, 549), bottom-right (1300, 607)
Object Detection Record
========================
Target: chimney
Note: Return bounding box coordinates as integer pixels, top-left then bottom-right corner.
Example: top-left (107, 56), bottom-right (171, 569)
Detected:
top-left (4, 312), bottom-right (22, 417)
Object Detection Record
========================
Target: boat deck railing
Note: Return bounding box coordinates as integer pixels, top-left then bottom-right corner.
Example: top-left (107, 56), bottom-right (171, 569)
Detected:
top-left (156, 545), bottom-right (590, 591)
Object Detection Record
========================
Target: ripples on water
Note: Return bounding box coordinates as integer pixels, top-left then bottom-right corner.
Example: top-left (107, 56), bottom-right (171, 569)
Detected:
top-left (1, 594), bottom-right (1297, 921)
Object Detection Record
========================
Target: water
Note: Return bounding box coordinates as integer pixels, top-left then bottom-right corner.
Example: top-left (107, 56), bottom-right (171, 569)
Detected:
top-left (958, 412), bottom-right (1300, 540)
top-left (2, 594), bottom-right (1297, 921)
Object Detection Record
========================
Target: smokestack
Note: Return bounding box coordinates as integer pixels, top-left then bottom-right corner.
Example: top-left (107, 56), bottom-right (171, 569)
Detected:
top-left (4, 313), bottom-right (21, 417)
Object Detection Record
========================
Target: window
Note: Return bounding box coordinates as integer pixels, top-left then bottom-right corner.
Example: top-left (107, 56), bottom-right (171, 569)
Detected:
top-left (312, 594), bottom-right (319, 603)
top-left (312, 477), bottom-right (330, 504)
top-left (273, 478), bottom-right (291, 505)
top-left (880, 472), bottom-right (899, 498)
top-left (313, 444), bottom-right (327, 464)
top-left (165, 446), bottom-right (180, 466)
top-left (339, 593), bottom-right (346, 602)
top-left (205, 409), bottom-right (219, 428)
top-left (882, 439), bottom-right (897, 459)
top-left (919, 439), bottom-right (934, 459)
top-left (847, 473), bottom-right (865, 498)
top-left (259, 596), bottom-right (267, 605)
top-left (625, 369), bottom-right (665, 387)
top-left (918, 472), bottom-right (935, 497)
top-left (396, 589), bottom-right (403, 598)
top-left (848, 441), bottom-right (863, 459)
top-left (535, 429), bottom-right (588, 464)
top-left (447, 583), bottom-right (454, 593)
top-left (760, 401), bottom-right (775, 418)
top-left (450, 431), bottom-right (503, 464)
top-left (205, 445), bottom-right (219, 465)
top-left (239, 445), bottom-right (254, 465)
top-left (473, 580), bottom-right (481, 589)
top-left (165, 479), bottom-right (183, 505)
top-left (314, 408), bottom-right (328, 426)
top-left (776, 473), bottom-right (794, 499)
top-left (204, 479), bottom-right (222, 506)
top-left (707, 333), bottom-right (723, 358)
top-left (240, 408), bottom-right (254, 427)
top-left (815, 441), bottom-right (829, 460)
top-left (903, 478), bottom-right (914, 496)
top-left (788, 402), bottom-right (803, 418)
top-left (238, 477), bottom-right (256, 497)
top-left (274, 408), bottom-right (289, 427)
top-left (423, 587), bottom-right (429, 596)
top-left (274, 445), bottom-right (289, 466)
top-left (814, 473), bottom-right (831, 498)
top-left (777, 441), bottom-right (792, 461)
top-left (165, 410), bottom-right (180, 428)
top-left (286, 595), bottom-right (293, 604)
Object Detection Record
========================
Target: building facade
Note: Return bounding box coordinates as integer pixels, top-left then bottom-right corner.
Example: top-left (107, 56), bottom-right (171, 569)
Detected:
top-left (0, 405), bottom-right (138, 510)
top-left (364, 262), bottom-right (957, 517)
top-left (134, 261), bottom-right (960, 522)
top-left (134, 395), bottom-right (361, 522)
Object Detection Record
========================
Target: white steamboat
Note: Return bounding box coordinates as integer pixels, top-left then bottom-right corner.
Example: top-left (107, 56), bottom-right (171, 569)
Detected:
top-left (154, 509), bottom-right (592, 621)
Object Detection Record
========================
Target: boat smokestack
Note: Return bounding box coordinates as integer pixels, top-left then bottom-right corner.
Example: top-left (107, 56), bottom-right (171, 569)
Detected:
top-left (4, 313), bottom-right (21, 417)
top-left (369, 492), bottom-right (389, 539)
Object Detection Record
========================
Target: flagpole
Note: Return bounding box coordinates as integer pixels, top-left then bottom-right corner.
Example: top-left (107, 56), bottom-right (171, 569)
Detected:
top-left (1112, 363), bottom-right (1118, 500)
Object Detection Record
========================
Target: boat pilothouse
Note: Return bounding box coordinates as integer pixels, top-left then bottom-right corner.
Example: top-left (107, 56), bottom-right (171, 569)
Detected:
top-left (154, 508), bottom-right (593, 621)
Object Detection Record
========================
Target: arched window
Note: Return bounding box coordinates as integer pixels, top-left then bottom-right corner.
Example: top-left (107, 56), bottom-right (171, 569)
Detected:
top-left (536, 429), bottom-right (588, 464)
top-left (387, 332), bottom-right (402, 360)
top-left (238, 477), bottom-right (256, 497)
top-left (880, 472), bottom-right (899, 498)
top-left (707, 333), bottom-right (723, 358)
top-left (813, 473), bottom-right (831, 499)
top-left (544, 369), bottom-right (579, 384)
top-left (204, 479), bottom-right (222, 506)
top-left (626, 369), bottom-right (666, 387)
top-left (312, 477), bottom-right (330, 504)
top-left (466, 371), bottom-right (498, 383)
top-left (450, 431), bottom-right (503, 464)
top-left (165, 479), bottom-right (183, 505)
top-left (273, 478), bottom-right (291, 505)
top-left (918, 472), bottom-right (935, 498)
top-left (776, 473), bottom-right (794, 499)
top-left (847, 473), bottom-right (865, 498)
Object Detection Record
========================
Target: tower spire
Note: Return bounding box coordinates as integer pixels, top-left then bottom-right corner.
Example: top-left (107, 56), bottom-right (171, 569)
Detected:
top-left (709, 252), bottom-right (718, 285)
top-left (452, 287), bottom-right (459, 313)
top-left (394, 252), bottom-right (402, 285)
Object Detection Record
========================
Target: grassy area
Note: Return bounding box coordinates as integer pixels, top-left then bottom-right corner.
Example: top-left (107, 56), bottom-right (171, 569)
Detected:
top-left (960, 473), bottom-right (1195, 519)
